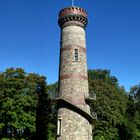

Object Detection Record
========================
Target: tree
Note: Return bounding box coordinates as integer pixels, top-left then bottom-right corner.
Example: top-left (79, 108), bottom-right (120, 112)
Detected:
top-left (123, 84), bottom-right (140, 140)
top-left (1, 68), bottom-right (139, 139)
top-left (0, 68), bottom-right (48, 139)
top-left (88, 69), bottom-right (128, 140)
top-left (36, 77), bottom-right (56, 140)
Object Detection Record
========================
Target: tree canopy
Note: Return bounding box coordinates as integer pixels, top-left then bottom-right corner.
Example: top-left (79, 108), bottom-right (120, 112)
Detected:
top-left (0, 68), bottom-right (54, 140)
top-left (88, 69), bottom-right (140, 140)
top-left (0, 68), bottom-right (140, 140)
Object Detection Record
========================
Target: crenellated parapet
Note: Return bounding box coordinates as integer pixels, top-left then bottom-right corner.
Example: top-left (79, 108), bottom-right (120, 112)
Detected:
top-left (58, 6), bottom-right (88, 28)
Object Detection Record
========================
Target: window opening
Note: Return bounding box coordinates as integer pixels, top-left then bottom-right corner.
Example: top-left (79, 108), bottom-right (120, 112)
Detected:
top-left (57, 118), bottom-right (62, 136)
top-left (74, 49), bottom-right (78, 62)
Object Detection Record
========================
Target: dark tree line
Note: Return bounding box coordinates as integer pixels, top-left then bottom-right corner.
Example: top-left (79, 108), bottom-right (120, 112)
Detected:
top-left (0, 68), bottom-right (140, 140)
top-left (0, 68), bottom-right (55, 140)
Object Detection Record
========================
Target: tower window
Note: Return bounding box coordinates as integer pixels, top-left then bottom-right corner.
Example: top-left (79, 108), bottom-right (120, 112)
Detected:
top-left (74, 49), bottom-right (78, 62)
top-left (57, 118), bottom-right (62, 136)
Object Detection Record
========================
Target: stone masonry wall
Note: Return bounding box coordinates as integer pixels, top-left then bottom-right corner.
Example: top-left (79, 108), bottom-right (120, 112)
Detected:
top-left (57, 24), bottom-right (92, 140)
top-left (59, 25), bottom-right (88, 98)
top-left (57, 108), bottom-right (92, 140)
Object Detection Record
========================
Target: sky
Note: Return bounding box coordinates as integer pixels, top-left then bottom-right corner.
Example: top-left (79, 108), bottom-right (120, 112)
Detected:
top-left (0, 0), bottom-right (140, 91)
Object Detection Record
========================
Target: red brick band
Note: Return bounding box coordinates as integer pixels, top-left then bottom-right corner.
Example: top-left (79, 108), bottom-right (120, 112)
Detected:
top-left (60, 74), bottom-right (88, 80)
top-left (61, 45), bottom-right (86, 53)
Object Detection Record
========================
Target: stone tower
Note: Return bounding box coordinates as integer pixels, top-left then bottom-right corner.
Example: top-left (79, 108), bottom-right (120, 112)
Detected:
top-left (56, 6), bottom-right (96, 140)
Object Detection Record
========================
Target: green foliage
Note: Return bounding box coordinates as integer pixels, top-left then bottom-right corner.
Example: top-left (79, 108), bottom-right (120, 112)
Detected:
top-left (123, 84), bottom-right (140, 140)
top-left (89, 69), bottom-right (128, 139)
top-left (0, 68), bottom-right (139, 139)
top-left (46, 82), bottom-right (58, 139)
top-left (35, 77), bottom-right (56, 140)
top-left (0, 68), bottom-right (48, 139)
top-left (1, 138), bottom-right (10, 140)
top-left (94, 134), bottom-right (105, 140)
top-left (47, 123), bottom-right (56, 140)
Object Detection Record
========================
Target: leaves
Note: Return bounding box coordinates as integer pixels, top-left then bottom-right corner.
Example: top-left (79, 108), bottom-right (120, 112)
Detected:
top-left (88, 69), bottom-right (128, 139)
top-left (0, 68), bottom-right (139, 139)
top-left (0, 68), bottom-right (47, 139)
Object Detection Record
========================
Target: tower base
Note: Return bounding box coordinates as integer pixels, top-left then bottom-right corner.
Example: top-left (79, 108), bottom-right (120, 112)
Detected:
top-left (57, 108), bottom-right (92, 140)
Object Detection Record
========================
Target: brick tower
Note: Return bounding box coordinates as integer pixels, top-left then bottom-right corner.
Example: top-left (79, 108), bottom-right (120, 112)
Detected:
top-left (56, 6), bottom-right (96, 140)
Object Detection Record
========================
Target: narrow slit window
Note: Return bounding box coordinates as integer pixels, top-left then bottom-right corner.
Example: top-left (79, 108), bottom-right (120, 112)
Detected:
top-left (74, 49), bottom-right (78, 62)
top-left (57, 118), bottom-right (62, 136)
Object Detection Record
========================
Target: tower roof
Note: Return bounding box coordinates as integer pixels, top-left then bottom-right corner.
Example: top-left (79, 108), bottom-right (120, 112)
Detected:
top-left (58, 6), bottom-right (88, 28)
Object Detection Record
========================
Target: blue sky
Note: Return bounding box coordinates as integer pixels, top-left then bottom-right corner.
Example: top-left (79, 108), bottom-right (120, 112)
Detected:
top-left (0, 0), bottom-right (140, 91)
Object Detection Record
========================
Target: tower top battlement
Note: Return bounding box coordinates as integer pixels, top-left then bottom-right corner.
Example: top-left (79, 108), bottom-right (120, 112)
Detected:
top-left (59, 6), bottom-right (87, 18)
top-left (58, 6), bottom-right (88, 28)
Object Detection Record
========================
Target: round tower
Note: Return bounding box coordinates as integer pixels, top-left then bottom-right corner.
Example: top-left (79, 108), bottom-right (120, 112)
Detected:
top-left (56, 6), bottom-right (96, 140)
